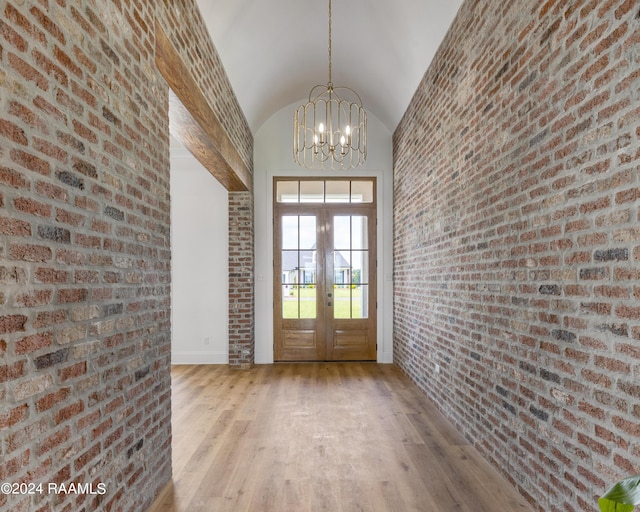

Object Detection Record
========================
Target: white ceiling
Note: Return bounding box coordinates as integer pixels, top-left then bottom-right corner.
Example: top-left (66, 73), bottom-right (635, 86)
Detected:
top-left (195, 0), bottom-right (464, 134)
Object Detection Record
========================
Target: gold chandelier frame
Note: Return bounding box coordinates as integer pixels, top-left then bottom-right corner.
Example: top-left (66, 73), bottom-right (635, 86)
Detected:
top-left (293, 0), bottom-right (367, 170)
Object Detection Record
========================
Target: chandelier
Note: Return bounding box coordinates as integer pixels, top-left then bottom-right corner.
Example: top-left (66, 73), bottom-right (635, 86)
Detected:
top-left (293, 0), bottom-right (366, 170)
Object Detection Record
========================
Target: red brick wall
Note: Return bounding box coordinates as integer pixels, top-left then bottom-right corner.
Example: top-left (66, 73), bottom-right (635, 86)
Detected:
top-left (393, 1), bottom-right (640, 510)
top-left (158, 1), bottom-right (253, 172)
top-left (229, 192), bottom-right (255, 368)
top-left (0, 1), bottom-right (252, 510)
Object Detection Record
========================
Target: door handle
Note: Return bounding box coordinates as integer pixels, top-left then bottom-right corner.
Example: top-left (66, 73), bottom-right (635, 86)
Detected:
top-left (327, 301), bottom-right (333, 307)
top-left (328, 293), bottom-right (332, 298)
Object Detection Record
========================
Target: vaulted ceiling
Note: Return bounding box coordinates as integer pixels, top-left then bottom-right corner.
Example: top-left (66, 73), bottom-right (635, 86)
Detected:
top-left (196, 0), bottom-right (464, 134)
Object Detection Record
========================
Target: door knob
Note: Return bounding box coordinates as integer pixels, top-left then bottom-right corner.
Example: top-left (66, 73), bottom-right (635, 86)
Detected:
top-left (328, 301), bottom-right (333, 307)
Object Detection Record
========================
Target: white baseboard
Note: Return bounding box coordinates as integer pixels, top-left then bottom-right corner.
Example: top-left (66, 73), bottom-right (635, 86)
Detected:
top-left (380, 351), bottom-right (394, 364)
top-left (171, 351), bottom-right (229, 365)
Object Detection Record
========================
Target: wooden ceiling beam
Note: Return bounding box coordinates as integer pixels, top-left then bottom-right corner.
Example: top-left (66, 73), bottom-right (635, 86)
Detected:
top-left (155, 23), bottom-right (251, 192)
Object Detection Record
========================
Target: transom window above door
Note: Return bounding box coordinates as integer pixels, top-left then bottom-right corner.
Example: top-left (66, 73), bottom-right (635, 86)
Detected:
top-left (276, 179), bottom-right (374, 204)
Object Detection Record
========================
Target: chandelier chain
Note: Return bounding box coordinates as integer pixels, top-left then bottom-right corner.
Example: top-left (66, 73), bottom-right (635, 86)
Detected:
top-left (328, 0), bottom-right (332, 85)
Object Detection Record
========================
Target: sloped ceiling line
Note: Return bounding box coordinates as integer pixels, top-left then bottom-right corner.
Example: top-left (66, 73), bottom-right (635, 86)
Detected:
top-left (196, 0), bottom-right (464, 133)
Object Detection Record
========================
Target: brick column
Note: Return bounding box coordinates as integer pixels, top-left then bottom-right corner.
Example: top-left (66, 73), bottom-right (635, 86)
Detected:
top-left (228, 191), bottom-right (255, 367)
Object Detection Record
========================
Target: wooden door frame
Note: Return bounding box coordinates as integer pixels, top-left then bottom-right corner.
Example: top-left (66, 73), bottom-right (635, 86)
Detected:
top-left (273, 205), bottom-right (327, 361)
top-left (273, 177), bottom-right (377, 361)
top-left (324, 206), bottom-right (377, 361)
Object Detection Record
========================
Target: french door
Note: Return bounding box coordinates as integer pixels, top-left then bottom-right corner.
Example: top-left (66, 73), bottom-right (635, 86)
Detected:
top-left (273, 178), bottom-right (377, 361)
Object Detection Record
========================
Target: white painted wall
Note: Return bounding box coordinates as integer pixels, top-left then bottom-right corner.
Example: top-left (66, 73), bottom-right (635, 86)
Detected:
top-left (170, 137), bottom-right (229, 364)
top-left (254, 102), bottom-right (394, 364)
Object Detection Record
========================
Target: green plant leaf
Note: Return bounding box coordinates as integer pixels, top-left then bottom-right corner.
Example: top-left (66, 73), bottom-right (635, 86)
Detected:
top-left (599, 475), bottom-right (640, 512)
top-left (598, 498), bottom-right (634, 512)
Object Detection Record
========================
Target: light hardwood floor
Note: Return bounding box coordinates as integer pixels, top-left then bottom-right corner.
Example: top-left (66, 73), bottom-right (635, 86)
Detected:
top-left (148, 363), bottom-right (532, 512)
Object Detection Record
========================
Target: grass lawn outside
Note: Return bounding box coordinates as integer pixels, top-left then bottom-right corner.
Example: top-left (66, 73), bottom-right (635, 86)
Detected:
top-left (282, 286), bottom-right (364, 319)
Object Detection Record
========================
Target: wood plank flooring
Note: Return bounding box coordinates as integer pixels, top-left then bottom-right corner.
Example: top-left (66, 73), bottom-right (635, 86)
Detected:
top-left (148, 363), bottom-right (532, 512)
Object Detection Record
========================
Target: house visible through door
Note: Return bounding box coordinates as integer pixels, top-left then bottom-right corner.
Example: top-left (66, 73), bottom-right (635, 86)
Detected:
top-left (274, 178), bottom-right (377, 361)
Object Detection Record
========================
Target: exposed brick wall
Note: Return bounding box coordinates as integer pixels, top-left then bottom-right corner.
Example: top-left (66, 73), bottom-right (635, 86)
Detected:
top-left (393, 1), bottom-right (640, 511)
top-left (0, 1), bottom-right (252, 510)
top-left (158, 0), bottom-right (253, 173)
top-left (229, 191), bottom-right (255, 368)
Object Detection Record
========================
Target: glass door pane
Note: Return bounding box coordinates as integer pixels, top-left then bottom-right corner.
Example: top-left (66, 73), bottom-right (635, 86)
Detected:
top-left (325, 180), bottom-right (350, 203)
top-left (350, 180), bottom-right (374, 203)
top-left (332, 215), bottom-right (368, 319)
top-left (275, 179), bottom-right (375, 204)
top-left (299, 181), bottom-right (324, 203)
top-left (276, 181), bottom-right (299, 203)
top-left (281, 215), bottom-right (317, 319)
